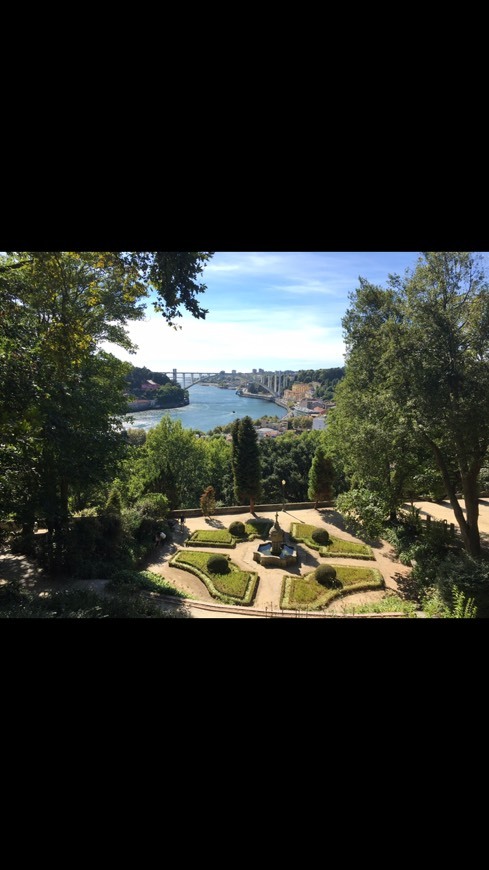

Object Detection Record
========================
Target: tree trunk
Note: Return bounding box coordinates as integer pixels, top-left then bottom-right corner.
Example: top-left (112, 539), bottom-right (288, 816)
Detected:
top-left (422, 433), bottom-right (480, 555)
top-left (461, 472), bottom-right (481, 557)
top-left (249, 496), bottom-right (255, 514)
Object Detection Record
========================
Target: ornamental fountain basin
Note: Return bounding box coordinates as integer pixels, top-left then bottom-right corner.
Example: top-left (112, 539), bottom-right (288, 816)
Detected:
top-left (252, 513), bottom-right (298, 568)
top-left (253, 542), bottom-right (297, 568)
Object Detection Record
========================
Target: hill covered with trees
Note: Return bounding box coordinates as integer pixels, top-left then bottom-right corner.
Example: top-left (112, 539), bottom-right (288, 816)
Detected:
top-left (293, 367), bottom-right (345, 400)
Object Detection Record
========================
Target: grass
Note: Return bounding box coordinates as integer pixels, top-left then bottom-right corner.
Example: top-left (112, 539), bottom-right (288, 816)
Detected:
top-left (106, 569), bottom-right (190, 598)
top-left (340, 594), bottom-right (417, 616)
top-left (281, 564), bottom-right (384, 611)
top-left (187, 519), bottom-right (273, 548)
top-left (170, 549), bottom-right (259, 605)
top-left (186, 529), bottom-right (235, 547)
top-left (290, 522), bottom-right (375, 560)
top-left (244, 519), bottom-right (274, 540)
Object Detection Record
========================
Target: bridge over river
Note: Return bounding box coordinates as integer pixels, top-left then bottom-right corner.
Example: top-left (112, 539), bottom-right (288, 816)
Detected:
top-left (164, 369), bottom-right (292, 396)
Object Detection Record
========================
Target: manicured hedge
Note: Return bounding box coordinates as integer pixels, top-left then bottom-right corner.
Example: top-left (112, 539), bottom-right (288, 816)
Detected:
top-left (229, 520), bottom-right (246, 537)
top-left (186, 520), bottom-right (274, 548)
top-left (280, 564), bottom-right (384, 611)
top-left (314, 564), bottom-right (339, 588)
top-left (207, 554), bottom-right (229, 574)
top-left (170, 550), bottom-right (259, 606)
top-left (290, 523), bottom-right (375, 560)
top-left (186, 530), bottom-right (235, 548)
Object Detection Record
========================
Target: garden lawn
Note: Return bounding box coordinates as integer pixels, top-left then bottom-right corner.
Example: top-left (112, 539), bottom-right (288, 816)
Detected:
top-left (187, 519), bottom-right (273, 548)
top-left (170, 550), bottom-right (259, 606)
top-left (290, 522), bottom-right (374, 559)
top-left (186, 529), bottom-right (235, 547)
top-left (281, 565), bottom-right (384, 611)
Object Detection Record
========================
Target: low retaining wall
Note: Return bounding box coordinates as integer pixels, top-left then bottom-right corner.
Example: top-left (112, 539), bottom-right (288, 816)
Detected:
top-left (169, 501), bottom-right (335, 519)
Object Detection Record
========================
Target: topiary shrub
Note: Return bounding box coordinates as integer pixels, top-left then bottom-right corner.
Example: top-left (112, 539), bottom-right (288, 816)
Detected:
top-left (314, 564), bottom-right (339, 588)
top-left (207, 554), bottom-right (229, 574)
top-left (312, 528), bottom-right (330, 545)
top-left (229, 520), bottom-right (246, 537)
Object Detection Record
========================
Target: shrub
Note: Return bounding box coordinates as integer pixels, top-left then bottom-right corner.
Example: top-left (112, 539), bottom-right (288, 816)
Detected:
top-left (229, 520), bottom-right (246, 537)
top-left (207, 554), bottom-right (229, 574)
top-left (291, 523), bottom-right (374, 559)
top-left (107, 569), bottom-right (188, 597)
top-left (186, 530), bottom-right (234, 547)
top-left (312, 528), bottom-right (330, 545)
top-left (200, 486), bottom-right (217, 517)
top-left (134, 493), bottom-right (169, 519)
top-left (314, 564), bottom-right (340, 588)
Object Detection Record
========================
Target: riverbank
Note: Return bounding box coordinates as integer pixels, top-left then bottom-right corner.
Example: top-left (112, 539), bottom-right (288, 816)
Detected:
top-left (123, 383), bottom-right (287, 433)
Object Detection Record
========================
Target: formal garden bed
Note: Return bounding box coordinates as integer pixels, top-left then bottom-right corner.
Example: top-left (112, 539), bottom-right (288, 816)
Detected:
top-left (170, 550), bottom-right (259, 605)
top-left (186, 518), bottom-right (274, 549)
top-left (290, 522), bottom-right (375, 560)
top-left (280, 564), bottom-right (384, 611)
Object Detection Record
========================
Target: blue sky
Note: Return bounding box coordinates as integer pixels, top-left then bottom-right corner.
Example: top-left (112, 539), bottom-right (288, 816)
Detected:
top-left (102, 251), bottom-right (421, 373)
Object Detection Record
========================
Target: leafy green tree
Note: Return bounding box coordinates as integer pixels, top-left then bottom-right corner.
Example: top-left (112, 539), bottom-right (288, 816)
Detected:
top-left (326, 381), bottom-right (425, 522)
top-left (155, 383), bottom-right (187, 408)
top-left (231, 416), bottom-right (261, 513)
top-left (125, 365), bottom-right (170, 395)
top-left (0, 251), bottom-right (213, 569)
top-left (291, 415), bottom-right (313, 430)
top-left (337, 252), bottom-right (489, 556)
top-left (200, 486), bottom-right (216, 517)
top-left (259, 430), bottom-right (320, 503)
top-left (307, 445), bottom-right (335, 507)
top-left (128, 416), bottom-right (208, 509)
top-left (125, 428), bottom-right (147, 447)
top-left (200, 436), bottom-right (234, 504)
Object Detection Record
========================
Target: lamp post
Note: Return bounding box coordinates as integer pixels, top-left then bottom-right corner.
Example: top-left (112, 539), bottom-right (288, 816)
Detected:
top-left (281, 479), bottom-right (286, 511)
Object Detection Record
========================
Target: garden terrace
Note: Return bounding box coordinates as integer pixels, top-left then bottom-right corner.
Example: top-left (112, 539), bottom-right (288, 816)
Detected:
top-left (290, 522), bottom-right (374, 560)
top-left (281, 565), bottom-right (384, 611)
top-left (170, 550), bottom-right (259, 606)
top-left (186, 519), bottom-right (273, 548)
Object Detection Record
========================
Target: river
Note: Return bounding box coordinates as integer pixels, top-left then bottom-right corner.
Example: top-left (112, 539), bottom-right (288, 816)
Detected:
top-left (123, 384), bottom-right (288, 433)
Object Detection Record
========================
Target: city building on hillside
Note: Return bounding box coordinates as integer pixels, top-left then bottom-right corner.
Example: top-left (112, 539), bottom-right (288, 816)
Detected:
top-left (141, 380), bottom-right (159, 391)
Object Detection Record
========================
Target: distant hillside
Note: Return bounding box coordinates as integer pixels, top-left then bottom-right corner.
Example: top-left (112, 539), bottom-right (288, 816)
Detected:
top-left (125, 365), bottom-right (171, 398)
top-left (293, 367), bottom-right (345, 400)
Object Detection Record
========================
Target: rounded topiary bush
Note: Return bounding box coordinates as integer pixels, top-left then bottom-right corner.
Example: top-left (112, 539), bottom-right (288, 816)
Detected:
top-left (314, 564), bottom-right (339, 588)
top-left (229, 520), bottom-right (246, 537)
top-left (207, 554), bottom-right (229, 574)
top-left (312, 528), bottom-right (330, 545)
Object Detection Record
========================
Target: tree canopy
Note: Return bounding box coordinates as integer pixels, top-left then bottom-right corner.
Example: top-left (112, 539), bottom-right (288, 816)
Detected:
top-left (231, 416), bottom-right (261, 513)
top-left (0, 251), bottom-right (214, 569)
top-left (328, 252), bottom-right (489, 556)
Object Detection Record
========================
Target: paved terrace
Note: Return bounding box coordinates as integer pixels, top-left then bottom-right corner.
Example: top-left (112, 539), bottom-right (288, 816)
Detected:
top-left (145, 506), bottom-right (412, 616)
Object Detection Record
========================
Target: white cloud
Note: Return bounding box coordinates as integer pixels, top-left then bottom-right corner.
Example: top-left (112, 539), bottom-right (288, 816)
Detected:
top-left (101, 310), bottom-right (346, 373)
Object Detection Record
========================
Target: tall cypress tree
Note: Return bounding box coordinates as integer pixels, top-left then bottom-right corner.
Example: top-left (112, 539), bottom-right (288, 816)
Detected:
top-left (307, 445), bottom-right (334, 508)
top-left (231, 416), bottom-right (261, 513)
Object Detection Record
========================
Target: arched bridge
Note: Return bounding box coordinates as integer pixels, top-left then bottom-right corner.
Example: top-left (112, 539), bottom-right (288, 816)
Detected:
top-left (163, 370), bottom-right (293, 392)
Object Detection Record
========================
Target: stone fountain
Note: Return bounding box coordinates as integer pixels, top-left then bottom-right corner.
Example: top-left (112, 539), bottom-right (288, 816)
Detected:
top-left (253, 513), bottom-right (297, 568)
